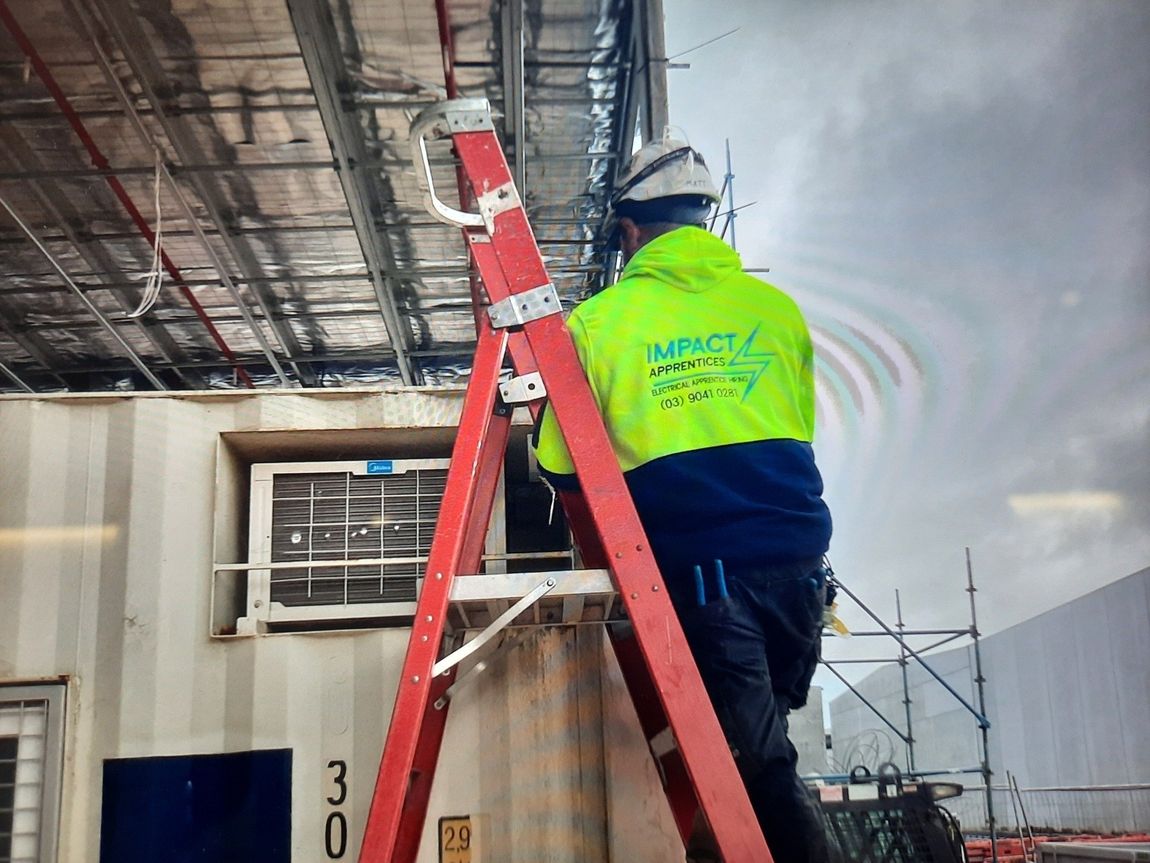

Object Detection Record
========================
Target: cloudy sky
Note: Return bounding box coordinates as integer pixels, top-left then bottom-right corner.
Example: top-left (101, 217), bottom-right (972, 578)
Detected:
top-left (662, 0), bottom-right (1150, 697)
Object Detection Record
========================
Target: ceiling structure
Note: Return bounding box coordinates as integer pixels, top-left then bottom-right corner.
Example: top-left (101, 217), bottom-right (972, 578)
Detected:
top-left (0, 0), bottom-right (667, 392)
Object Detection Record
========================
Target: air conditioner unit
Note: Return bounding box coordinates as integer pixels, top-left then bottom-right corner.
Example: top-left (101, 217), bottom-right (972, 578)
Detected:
top-left (240, 458), bottom-right (468, 633)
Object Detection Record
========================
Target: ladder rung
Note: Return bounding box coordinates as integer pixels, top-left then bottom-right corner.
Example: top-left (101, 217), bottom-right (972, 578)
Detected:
top-left (448, 569), bottom-right (619, 628)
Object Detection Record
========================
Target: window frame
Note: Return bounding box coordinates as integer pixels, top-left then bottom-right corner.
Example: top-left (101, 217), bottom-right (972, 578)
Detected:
top-left (0, 682), bottom-right (66, 863)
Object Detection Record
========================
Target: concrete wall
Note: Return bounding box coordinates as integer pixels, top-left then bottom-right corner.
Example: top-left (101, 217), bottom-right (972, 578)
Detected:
top-left (793, 686), bottom-right (829, 776)
top-left (0, 389), bottom-right (687, 861)
top-left (829, 568), bottom-right (1150, 833)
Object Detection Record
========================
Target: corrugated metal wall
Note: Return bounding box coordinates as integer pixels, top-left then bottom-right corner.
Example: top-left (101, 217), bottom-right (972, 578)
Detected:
top-left (0, 389), bottom-right (687, 861)
top-left (829, 568), bottom-right (1150, 833)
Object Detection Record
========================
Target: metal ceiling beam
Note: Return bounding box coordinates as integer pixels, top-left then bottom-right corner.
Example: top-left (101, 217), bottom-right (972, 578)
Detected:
top-left (0, 152), bottom-right (620, 183)
top-left (1, 103), bottom-right (322, 122)
top-left (285, 0), bottom-right (421, 385)
top-left (0, 220), bottom-right (600, 245)
top-left (0, 262), bottom-right (603, 296)
top-left (75, 0), bottom-right (310, 387)
top-left (0, 358), bottom-right (35, 392)
top-left (0, 192), bottom-right (167, 389)
top-left (19, 297), bottom-right (605, 330)
top-left (0, 224), bottom-right (364, 245)
top-left (592, 0), bottom-right (646, 291)
top-left (0, 129), bottom-right (207, 388)
top-left (0, 302), bottom-right (71, 389)
top-left (1, 93), bottom-right (624, 124)
top-left (0, 97), bottom-right (443, 122)
top-left (455, 59), bottom-right (630, 69)
top-left (0, 0), bottom-right (257, 388)
top-left (70, 344), bottom-right (485, 376)
top-left (0, 226), bottom-right (593, 246)
top-left (637, 0), bottom-right (670, 142)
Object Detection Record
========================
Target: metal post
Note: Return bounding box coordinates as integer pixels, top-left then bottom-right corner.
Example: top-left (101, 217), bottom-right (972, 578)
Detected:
top-left (967, 547), bottom-right (997, 861)
top-left (722, 138), bottom-right (736, 251)
top-left (1006, 769), bottom-right (1024, 848)
top-left (602, 2), bottom-right (641, 289)
top-left (896, 589), bottom-right (916, 772)
top-left (500, 0), bottom-right (526, 195)
top-left (1011, 772), bottom-right (1037, 854)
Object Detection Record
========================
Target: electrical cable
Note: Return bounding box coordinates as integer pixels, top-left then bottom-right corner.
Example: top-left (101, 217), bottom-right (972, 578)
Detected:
top-left (0, 191), bottom-right (167, 389)
top-left (122, 152), bottom-right (164, 318)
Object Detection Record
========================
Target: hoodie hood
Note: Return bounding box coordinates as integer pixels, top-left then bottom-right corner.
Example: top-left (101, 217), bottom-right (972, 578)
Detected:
top-left (619, 225), bottom-right (743, 293)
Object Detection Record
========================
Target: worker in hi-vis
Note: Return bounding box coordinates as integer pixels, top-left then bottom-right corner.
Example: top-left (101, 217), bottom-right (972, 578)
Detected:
top-left (533, 130), bottom-right (835, 863)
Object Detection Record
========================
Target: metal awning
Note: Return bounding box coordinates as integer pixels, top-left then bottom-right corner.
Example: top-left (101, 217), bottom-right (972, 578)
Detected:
top-left (0, 0), bottom-right (667, 391)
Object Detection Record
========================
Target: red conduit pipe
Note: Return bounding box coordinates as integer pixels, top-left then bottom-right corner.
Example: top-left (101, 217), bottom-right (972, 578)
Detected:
top-left (0, 0), bottom-right (256, 387)
top-left (434, 0), bottom-right (460, 99)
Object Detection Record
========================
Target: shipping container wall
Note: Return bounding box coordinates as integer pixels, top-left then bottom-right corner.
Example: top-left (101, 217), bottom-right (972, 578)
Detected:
top-left (0, 390), bottom-right (685, 862)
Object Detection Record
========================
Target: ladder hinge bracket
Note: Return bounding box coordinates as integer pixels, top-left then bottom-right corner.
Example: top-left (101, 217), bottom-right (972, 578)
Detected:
top-left (499, 372), bottom-right (546, 404)
top-left (410, 98), bottom-right (495, 141)
top-left (477, 181), bottom-right (522, 233)
top-left (487, 282), bottom-right (561, 328)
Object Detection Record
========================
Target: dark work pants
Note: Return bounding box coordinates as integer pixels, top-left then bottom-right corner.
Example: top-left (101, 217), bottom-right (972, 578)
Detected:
top-left (671, 558), bottom-right (831, 863)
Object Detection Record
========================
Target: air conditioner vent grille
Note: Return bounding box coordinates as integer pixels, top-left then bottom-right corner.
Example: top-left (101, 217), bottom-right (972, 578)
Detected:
top-left (268, 469), bottom-right (447, 607)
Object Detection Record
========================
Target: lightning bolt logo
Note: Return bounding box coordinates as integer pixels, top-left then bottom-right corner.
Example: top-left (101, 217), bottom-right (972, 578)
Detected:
top-left (727, 324), bottom-right (774, 401)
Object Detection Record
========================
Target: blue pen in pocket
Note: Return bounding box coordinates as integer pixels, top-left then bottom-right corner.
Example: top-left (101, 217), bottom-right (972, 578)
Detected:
top-left (713, 559), bottom-right (729, 600)
top-left (693, 564), bottom-right (706, 607)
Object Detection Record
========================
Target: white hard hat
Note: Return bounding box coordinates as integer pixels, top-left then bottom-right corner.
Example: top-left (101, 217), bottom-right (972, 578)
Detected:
top-left (611, 128), bottom-right (721, 210)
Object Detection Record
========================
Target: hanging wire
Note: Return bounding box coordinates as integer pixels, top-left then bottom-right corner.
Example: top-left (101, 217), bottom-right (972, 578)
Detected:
top-left (122, 151), bottom-right (164, 318)
top-left (0, 191), bottom-right (167, 389)
top-left (664, 27), bottom-right (740, 62)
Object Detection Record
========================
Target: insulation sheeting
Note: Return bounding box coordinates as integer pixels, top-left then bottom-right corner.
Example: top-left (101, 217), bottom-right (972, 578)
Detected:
top-left (0, 0), bottom-right (650, 390)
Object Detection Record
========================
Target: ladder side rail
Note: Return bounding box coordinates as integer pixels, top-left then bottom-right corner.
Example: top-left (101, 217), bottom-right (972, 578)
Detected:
top-left (392, 407), bottom-right (516, 863)
top-left (457, 240), bottom-right (522, 574)
top-left (390, 240), bottom-right (575, 862)
top-left (451, 127), bottom-right (773, 863)
top-left (392, 673), bottom-right (455, 863)
top-left (608, 628), bottom-right (699, 841)
top-left (359, 324), bottom-right (511, 862)
top-left (469, 238), bottom-right (544, 411)
top-left (456, 405), bottom-right (515, 578)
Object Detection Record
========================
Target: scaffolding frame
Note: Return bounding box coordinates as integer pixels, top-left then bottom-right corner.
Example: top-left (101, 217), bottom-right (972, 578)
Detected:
top-left (815, 548), bottom-right (999, 862)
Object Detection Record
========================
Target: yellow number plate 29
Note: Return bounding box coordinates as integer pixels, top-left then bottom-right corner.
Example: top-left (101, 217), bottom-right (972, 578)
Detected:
top-left (439, 815), bottom-right (472, 863)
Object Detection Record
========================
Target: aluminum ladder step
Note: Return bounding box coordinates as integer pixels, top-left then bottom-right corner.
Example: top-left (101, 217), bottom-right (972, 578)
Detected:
top-left (447, 568), bottom-right (619, 630)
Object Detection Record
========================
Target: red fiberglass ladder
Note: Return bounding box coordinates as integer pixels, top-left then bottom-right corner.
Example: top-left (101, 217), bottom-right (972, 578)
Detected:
top-left (357, 98), bottom-right (773, 863)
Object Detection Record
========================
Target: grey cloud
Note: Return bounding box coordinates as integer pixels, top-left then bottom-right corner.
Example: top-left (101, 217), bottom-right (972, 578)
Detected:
top-left (664, 0), bottom-right (1150, 665)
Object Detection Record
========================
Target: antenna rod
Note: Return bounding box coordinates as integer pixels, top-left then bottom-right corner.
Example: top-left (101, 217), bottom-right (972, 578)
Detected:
top-left (723, 138), bottom-right (737, 251)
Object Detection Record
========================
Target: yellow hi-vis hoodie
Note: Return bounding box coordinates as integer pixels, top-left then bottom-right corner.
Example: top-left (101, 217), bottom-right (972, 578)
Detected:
top-left (534, 226), bottom-right (831, 577)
